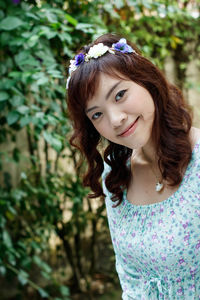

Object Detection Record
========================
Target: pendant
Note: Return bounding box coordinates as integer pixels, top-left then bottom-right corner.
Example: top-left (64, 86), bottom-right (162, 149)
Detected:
top-left (156, 182), bottom-right (164, 192)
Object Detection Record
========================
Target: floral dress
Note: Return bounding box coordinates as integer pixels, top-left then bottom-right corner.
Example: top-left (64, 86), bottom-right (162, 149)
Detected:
top-left (102, 139), bottom-right (200, 299)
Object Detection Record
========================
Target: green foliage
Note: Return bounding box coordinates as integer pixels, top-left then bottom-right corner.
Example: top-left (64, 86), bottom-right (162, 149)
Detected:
top-left (0, 0), bottom-right (199, 299)
top-left (0, 0), bottom-right (108, 298)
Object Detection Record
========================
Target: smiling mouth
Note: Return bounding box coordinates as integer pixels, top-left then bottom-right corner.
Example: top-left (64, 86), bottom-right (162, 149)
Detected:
top-left (118, 116), bottom-right (140, 137)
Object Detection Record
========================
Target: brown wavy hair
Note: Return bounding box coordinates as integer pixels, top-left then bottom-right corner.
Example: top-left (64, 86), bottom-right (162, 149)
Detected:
top-left (67, 33), bottom-right (192, 207)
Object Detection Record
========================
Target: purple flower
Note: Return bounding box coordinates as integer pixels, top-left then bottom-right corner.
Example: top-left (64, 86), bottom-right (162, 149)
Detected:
top-left (113, 42), bottom-right (133, 53)
top-left (75, 53), bottom-right (85, 66)
top-left (12, 0), bottom-right (20, 4)
top-left (182, 221), bottom-right (189, 229)
top-left (195, 240), bottom-right (200, 249)
top-left (179, 258), bottom-right (185, 265)
top-left (112, 38), bottom-right (134, 54)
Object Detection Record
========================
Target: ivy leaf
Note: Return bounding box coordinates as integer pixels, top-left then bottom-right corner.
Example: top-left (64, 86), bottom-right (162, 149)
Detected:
top-left (43, 131), bottom-right (62, 152)
top-left (17, 105), bottom-right (30, 115)
top-left (15, 51), bottom-right (39, 68)
top-left (33, 255), bottom-right (52, 273)
top-left (38, 288), bottom-right (49, 298)
top-left (20, 115), bottom-right (32, 127)
top-left (0, 91), bottom-right (9, 102)
top-left (65, 14), bottom-right (78, 26)
top-left (0, 266), bottom-right (6, 276)
top-left (10, 95), bottom-right (24, 107)
top-left (0, 16), bottom-right (23, 30)
top-left (60, 285), bottom-right (70, 296)
top-left (76, 23), bottom-right (95, 34)
top-left (7, 111), bottom-right (20, 125)
top-left (18, 270), bottom-right (29, 286)
top-left (114, 0), bottom-right (124, 9)
top-left (3, 230), bottom-right (12, 248)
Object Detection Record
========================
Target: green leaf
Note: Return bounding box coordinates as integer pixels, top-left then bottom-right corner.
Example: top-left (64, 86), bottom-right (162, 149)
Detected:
top-left (41, 270), bottom-right (51, 280)
top-left (17, 105), bottom-right (30, 115)
top-left (9, 71), bottom-right (22, 80)
top-left (114, 0), bottom-right (124, 9)
top-left (65, 14), bottom-right (78, 26)
top-left (60, 285), bottom-right (70, 296)
top-left (15, 51), bottom-right (39, 68)
top-left (0, 16), bottom-right (23, 30)
top-left (0, 10), bottom-right (4, 20)
top-left (33, 255), bottom-right (51, 273)
top-left (20, 115), bottom-right (32, 127)
top-left (25, 12), bottom-right (40, 21)
top-left (0, 266), bottom-right (6, 276)
top-left (0, 91), bottom-right (9, 102)
top-left (38, 288), bottom-right (49, 298)
top-left (10, 95), bottom-right (24, 107)
top-left (20, 172), bottom-right (27, 180)
top-left (3, 230), bottom-right (12, 248)
top-left (76, 23), bottom-right (95, 34)
top-left (27, 34), bottom-right (39, 48)
top-left (43, 131), bottom-right (62, 152)
top-left (44, 10), bottom-right (58, 23)
top-left (39, 26), bottom-right (57, 39)
top-left (7, 111), bottom-right (19, 125)
top-left (5, 210), bottom-right (15, 221)
top-left (18, 270), bottom-right (29, 286)
top-left (37, 76), bottom-right (49, 85)
top-left (47, 69), bottom-right (63, 78)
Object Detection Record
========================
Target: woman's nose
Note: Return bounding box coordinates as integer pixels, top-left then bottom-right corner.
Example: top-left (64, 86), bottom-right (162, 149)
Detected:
top-left (109, 110), bottom-right (127, 128)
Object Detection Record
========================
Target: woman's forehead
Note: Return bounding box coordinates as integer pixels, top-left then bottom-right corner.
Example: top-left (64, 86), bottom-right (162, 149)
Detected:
top-left (86, 73), bottom-right (130, 110)
top-left (92, 72), bottom-right (127, 95)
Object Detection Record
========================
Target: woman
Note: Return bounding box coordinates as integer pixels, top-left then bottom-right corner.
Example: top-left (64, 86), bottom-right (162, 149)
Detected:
top-left (67, 33), bottom-right (200, 299)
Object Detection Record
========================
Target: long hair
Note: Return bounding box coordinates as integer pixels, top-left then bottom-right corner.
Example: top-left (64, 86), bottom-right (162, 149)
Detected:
top-left (67, 33), bottom-right (192, 207)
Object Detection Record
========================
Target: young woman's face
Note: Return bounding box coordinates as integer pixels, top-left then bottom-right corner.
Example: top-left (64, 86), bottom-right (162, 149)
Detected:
top-left (86, 73), bottom-right (155, 150)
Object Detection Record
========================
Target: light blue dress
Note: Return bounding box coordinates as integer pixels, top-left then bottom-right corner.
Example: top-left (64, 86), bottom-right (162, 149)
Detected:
top-left (102, 140), bottom-right (200, 299)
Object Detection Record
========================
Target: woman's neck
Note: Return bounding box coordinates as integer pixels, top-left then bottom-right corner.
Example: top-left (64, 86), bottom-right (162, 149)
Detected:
top-left (132, 138), bottom-right (158, 167)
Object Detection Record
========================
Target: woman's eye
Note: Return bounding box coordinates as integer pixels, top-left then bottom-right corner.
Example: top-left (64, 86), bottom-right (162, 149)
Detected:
top-left (91, 112), bottom-right (102, 120)
top-left (115, 89), bottom-right (127, 101)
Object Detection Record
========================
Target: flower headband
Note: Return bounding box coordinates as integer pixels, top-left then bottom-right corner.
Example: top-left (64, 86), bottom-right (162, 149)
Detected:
top-left (66, 38), bottom-right (136, 89)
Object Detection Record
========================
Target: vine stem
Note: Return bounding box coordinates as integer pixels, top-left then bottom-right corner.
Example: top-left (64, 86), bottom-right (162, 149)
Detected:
top-left (5, 263), bottom-right (54, 300)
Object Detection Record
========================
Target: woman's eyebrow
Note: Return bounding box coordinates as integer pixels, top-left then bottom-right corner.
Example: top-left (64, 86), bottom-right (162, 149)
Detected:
top-left (105, 80), bottom-right (122, 100)
top-left (85, 80), bottom-right (122, 114)
top-left (85, 105), bottom-right (99, 114)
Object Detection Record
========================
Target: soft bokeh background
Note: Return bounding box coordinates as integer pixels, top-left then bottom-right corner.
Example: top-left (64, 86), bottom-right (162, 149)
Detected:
top-left (0, 0), bottom-right (199, 299)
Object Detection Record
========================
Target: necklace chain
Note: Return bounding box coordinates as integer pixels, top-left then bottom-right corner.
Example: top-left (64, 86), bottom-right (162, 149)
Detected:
top-left (133, 149), bottom-right (165, 193)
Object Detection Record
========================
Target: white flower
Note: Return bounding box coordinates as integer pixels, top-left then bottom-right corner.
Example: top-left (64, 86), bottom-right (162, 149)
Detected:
top-left (69, 59), bottom-right (77, 74)
top-left (86, 43), bottom-right (109, 59)
top-left (118, 38), bottom-right (127, 44)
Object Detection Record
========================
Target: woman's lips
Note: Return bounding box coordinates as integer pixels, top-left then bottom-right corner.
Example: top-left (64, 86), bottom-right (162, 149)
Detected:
top-left (119, 116), bottom-right (140, 137)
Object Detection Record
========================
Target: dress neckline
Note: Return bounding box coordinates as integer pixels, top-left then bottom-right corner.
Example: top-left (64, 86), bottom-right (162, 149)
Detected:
top-left (123, 138), bottom-right (200, 210)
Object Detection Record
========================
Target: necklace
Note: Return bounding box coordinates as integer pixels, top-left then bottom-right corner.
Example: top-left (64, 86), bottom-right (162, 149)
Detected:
top-left (149, 164), bottom-right (164, 192)
top-left (141, 149), bottom-right (164, 193)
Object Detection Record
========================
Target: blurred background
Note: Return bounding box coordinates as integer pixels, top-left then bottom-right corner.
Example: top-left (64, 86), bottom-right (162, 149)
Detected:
top-left (0, 0), bottom-right (199, 299)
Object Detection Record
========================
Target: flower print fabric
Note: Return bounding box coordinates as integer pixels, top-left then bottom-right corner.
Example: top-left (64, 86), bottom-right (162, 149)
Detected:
top-left (102, 139), bottom-right (200, 300)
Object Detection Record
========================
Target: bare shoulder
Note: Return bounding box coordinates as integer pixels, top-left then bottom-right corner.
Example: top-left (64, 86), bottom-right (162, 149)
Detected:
top-left (190, 126), bottom-right (200, 149)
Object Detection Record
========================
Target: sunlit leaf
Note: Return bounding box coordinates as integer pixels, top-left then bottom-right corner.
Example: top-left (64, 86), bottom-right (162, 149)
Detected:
top-left (38, 288), bottom-right (49, 298)
top-left (18, 270), bottom-right (29, 286)
top-left (65, 13), bottom-right (78, 26)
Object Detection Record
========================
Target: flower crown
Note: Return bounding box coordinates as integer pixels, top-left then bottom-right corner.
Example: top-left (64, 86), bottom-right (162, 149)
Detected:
top-left (66, 38), bottom-right (136, 89)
